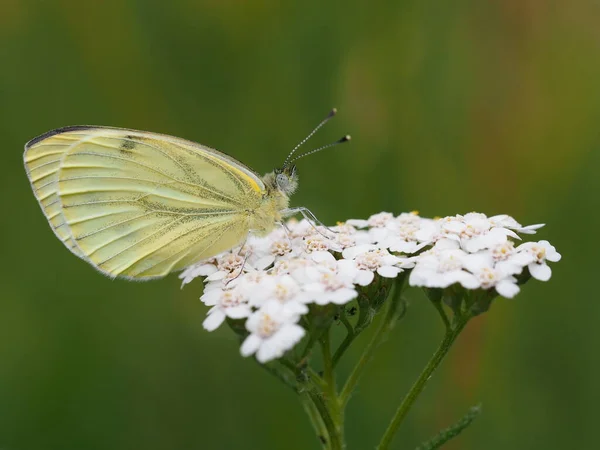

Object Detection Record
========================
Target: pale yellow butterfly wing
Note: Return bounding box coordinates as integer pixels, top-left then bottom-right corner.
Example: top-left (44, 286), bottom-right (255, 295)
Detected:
top-left (24, 126), bottom-right (265, 279)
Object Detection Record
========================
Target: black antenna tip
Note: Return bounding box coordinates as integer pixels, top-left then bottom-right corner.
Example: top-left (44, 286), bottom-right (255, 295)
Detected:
top-left (328, 108), bottom-right (338, 118)
top-left (339, 134), bottom-right (351, 143)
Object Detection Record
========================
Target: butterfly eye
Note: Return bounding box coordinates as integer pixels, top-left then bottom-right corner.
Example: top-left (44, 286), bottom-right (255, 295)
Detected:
top-left (276, 173), bottom-right (289, 189)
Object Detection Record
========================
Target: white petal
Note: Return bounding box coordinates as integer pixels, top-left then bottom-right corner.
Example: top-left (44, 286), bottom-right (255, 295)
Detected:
top-left (311, 251), bottom-right (336, 263)
top-left (311, 294), bottom-right (330, 305)
top-left (240, 334), bottom-right (262, 357)
top-left (337, 260), bottom-right (359, 278)
top-left (342, 244), bottom-right (376, 260)
top-left (396, 256), bottom-right (417, 269)
top-left (346, 219), bottom-right (369, 228)
top-left (443, 221), bottom-right (465, 234)
top-left (489, 214), bottom-right (512, 225)
top-left (369, 227), bottom-right (390, 243)
top-left (253, 255), bottom-right (275, 270)
top-left (408, 268), bottom-right (427, 287)
top-left (355, 270), bottom-right (375, 286)
top-left (509, 252), bottom-right (536, 266)
top-left (453, 272), bottom-right (480, 289)
top-left (463, 229), bottom-right (507, 253)
top-left (226, 305), bottom-right (251, 319)
top-left (203, 281), bottom-right (223, 292)
top-left (414, 221), bottom-right (439, 242)
top-left (256, 340), bottom-right (283, 363)
top-left (529, 263), bottom-right (552, 281)
top-left (203, 310), bottom-right (226, 331)
top-left (304, 282), bottom-right (326, 294)
top-left (206, 271), bottom-right (227, 281)
top-left (200, 289), bottom-right (222, 306)
top-left (496, 280), bottom-right (520, 298)
top-left (377, 265), bottom-right (401, 278)
top-left (540, 241), bottom-right (561, 262)
top-left (435, 237), bottom-right (460, 249)
top-left (381, 254), bottom-right (401, 265)
top-left (463, 252), bottom-right (494, 272)
top-left (196, 264), bottom-right (219, 276)
top-left (547, 251), bottom-right (562, 262)
top-left (272, 324), bottom-right (305, 351)
top-left (502, 228), bottom-right (521, 240)
top-left (282, 301), bottom-right (309, 316)
top-left (496, 261), bottom-right (525, 276)
top-left (519, 223), bottom-right (545, 234)
top-left (330, 288), bottom-right (358, 304)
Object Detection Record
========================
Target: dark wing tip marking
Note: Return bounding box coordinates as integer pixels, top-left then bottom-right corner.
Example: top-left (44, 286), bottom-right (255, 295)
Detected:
top-left (25, 125), bottom-right (98, 148)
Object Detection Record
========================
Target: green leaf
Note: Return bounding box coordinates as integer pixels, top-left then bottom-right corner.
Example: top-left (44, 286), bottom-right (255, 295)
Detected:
top-left (415, 404), bottom-right (482, 450)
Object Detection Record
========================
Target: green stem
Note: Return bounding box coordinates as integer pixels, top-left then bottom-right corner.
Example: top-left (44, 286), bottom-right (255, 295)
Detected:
top-left (307, 390), bottom-right (343, 450)
top-left (301, 394), bottom-right (329, 448)
top-left (291, 354), bottom-right (341, 449)
top-left (321, 331), bottom-right (336, 392)
top-left (332, 309), bottom-right (356, 367)
top-left (376, 313), bottom-right (471, 450)
top-left (431, 301), bottom-right (451, 331)
top-left (301, 324), bottom-right (320, 359)
top-left (340, 282), bottom-right (405, 407)
top-left (320, 330), bottom-right (344, 449)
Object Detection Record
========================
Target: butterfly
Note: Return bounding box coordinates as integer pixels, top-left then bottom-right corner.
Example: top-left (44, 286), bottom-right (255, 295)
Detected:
top-left (23, 109), bottom-right (349, 280)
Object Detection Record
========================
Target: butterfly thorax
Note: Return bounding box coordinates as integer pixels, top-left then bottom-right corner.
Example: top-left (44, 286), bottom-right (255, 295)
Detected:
top-left (247, 168), bottom-right (296, 236)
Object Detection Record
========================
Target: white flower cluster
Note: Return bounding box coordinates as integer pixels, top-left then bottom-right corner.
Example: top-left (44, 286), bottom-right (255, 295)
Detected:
top-left (180, 212), bottom-right (560, 363)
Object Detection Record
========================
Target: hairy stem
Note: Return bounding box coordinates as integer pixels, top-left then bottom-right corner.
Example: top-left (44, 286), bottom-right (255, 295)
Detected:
top-left (301, 394), bottom-right (329, 448)
top-left (332, 309), bottom-right (356, 367)
top-left (376, 312), bottom-right (471, 450)
top-left (320, 330), bottom-right (344, 449)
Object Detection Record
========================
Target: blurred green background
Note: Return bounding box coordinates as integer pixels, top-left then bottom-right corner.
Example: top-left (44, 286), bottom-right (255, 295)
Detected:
top-left (1, 0), bottom-right (598, 449)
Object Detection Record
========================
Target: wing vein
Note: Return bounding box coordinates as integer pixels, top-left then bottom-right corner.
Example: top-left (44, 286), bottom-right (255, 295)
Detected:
top-left (93, 216), bottom-right (186, 261)
top-left (132, 221), bottom-right (237, 277)
top-left (66, 152), bottom-right (242, 205)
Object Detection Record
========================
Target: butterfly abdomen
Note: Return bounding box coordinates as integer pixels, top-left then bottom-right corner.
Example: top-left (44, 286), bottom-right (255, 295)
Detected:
top-left (247, 188), bottom-right (289, 237)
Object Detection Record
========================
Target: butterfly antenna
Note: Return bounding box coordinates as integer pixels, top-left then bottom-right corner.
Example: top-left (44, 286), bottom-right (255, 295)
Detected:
top-left (283, 108), bottom-right (338, 168)
top-left (289, 135), bottom-right (351, 164)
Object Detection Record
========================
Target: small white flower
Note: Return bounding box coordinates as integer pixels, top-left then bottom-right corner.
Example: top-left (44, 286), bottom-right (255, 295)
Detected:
top-left (478, 268), bottom-right (520, 298)
top-left (516, 240), bottom-right (561, 281)
top-left (379, 215), bottom-right (436, 254)
top-left (488, 242), bottom-right (533, 276)
top-left (299, 234), bottom-right (342, 255)
top-left (302, 266), bottom-right (358, 305)
top-left (270, 238), bottom-right (293, 256)
top-left (340, 245), bottom-right (403, 285)
top-left (346, 211), bottom-right (394, 229)
top-left (409, 246), bottom-right (479, 289)
top-left (204, 253), bottom-right (246, 281)
top-left (462, 252), bottom-right (520, 298)
top-left (248, 274), bottom-right (309, 315)
top-left (245, 235), bottom-right (296, 270)
top-left (308, 251), bottom-right (339, 273)
top-left (178, 210), bottom-right (560, 363)
top-left (271, 257), bottom-right (314, 275)
top-left (286, 218), bottom-right (320, 239)
top-left (440, 213), bottom-right (520, 253)
top-left (201, 287), bottom-right (252, 331)
top-left (489, 215), bottom-right (545, 235)
top-left (179, 258), bottom-right (218, 287)
top-left (240, 302), bottom-right (306, 363)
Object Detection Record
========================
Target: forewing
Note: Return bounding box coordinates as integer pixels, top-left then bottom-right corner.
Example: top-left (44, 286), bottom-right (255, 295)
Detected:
top-left (24, 126), bottom-right (264, 279)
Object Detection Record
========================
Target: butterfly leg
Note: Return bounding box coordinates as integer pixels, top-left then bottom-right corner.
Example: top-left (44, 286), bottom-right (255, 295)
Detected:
top-left (225, 248), bottom-right (252, 287)
top-left (276, 221), bottom-right (294, 249)
top-left (281, 207), bottom-right (337, 238)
